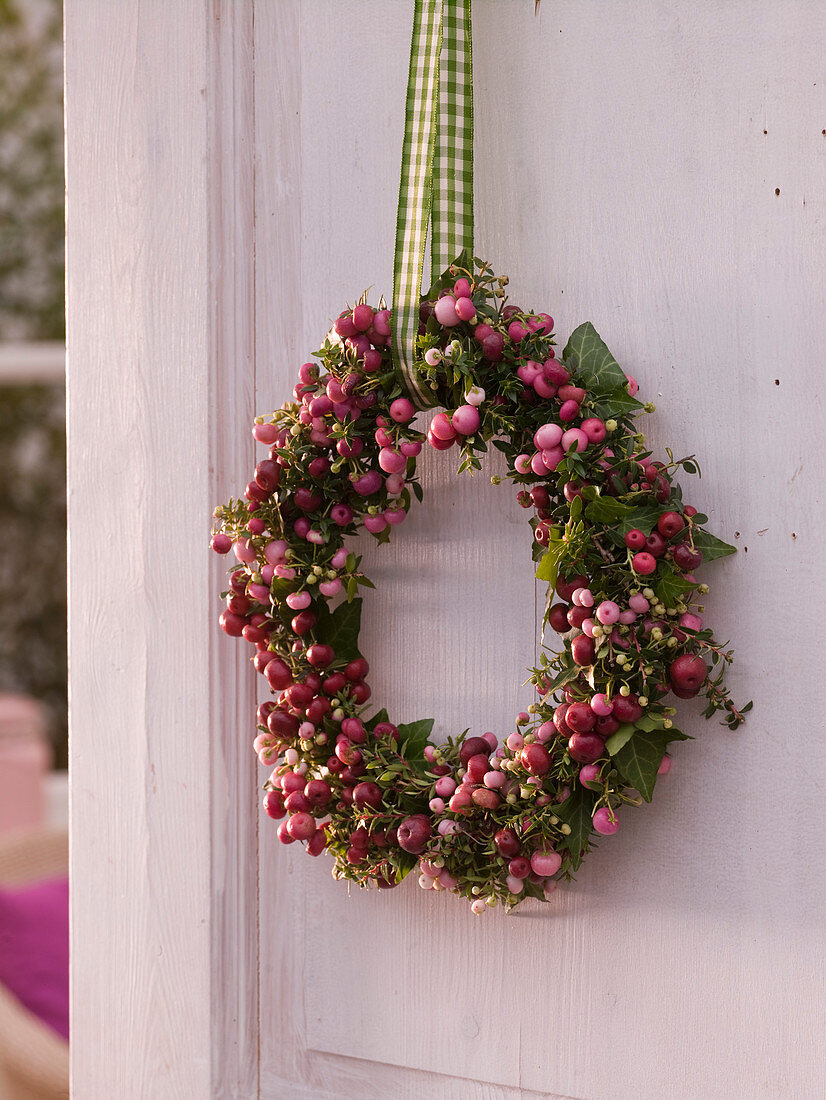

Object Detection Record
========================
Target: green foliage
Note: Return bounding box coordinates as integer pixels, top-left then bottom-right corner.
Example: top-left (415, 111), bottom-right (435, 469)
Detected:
top-left (554, 786), bottom-right (597, 870)
top-left (313, 598), bottom-right (362, 663)
top-left (397, 718), bottom-right (435, 765)
top-left (562, 322), bottom-right (628, 394)
top-left (0, 0), bottom-right (64, 340)
top-left (0, 383), bottom-right (67, 764)
top-left (692, 528), bottom-right (737, 562)
top-left (612, 728), bottom-right (689, 802)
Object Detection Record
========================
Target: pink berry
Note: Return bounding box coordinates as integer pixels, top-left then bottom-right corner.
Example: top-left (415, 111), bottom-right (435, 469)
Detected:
top-left (658, 754), bottom-right (672, 775)
top-left (628, 593), bottom-right (649, 613)
top-left (434, 296), bottom-right (460, 327)
top-left (233, 538), bottom-right (257, 564)
top-left (331, 548), bottom-right (347, 569)
top-left (352, 304), bottom-right (374, 332)
top-left (331, 503), bottom-right (354, 526)
top-left (595, 600), bottom-right (620, 625)
top-left (507, 321), bottom-right (528, 342)
top-left (352, 470), bottom-right (382, 496)
top-left (430, 412), bottom-right (456, 441)
top-left (286, 590), bottom-right (311, 610)
top-left (533, 374), bottom-right (557, 399)
top-left (531, 850), bottom-right (562, 877)
top-left (536, 720), bottom-right (555, 742)
top-left (211, 533), bottom-right (232, 554)
top-left (559, 399), bottom-right (580, 422)
top-left (390, 397), bottom-right (415, 423)
top-left (578, 766), bottom-right (601, 790)
top-left (515, 454), bottom-right (532, 474)
top-left (364, 514), bottom-right (388, 534)
top-left (632, 551), bottom-right (657, 575)
top-left (453, 277), bottom-right (472, 297)
top-left (679, 612), bottom-right (703, 631)
top-left (590, 693), bottom-right (613, 717)
top-left (541, 446), bottom-right (564, 471)
top-left (534, 422), bottom-right (563, 450)
top-left (378, 448), bottom-right (406, 474)
top-left (593, 807), bottom-right (619, 835)
top-left (483, 770), bottom-right (506, 789)
top-left (253, 422), bottom-right (279, 445)
top-left (481, 332), bottom-right (504, 361)
top-left (580, 417), bottom-right (607, 444)
top-left (626, 374), bottom-right (639, 396)
top-left (561, 428), bottom-right (588, 453)
top-left (455, 296), bottom-right (476, 322)
top-left (451, 404), bottom-right (480, 435)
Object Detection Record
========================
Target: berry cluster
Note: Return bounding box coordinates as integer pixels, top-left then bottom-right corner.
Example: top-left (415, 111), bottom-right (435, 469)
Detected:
top-left (211, 255), bottom-right (747, 913)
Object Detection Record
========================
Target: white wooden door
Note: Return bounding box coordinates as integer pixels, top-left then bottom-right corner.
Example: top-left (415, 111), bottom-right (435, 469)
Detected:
top-left (68, 2), bottom-right (826, 1097)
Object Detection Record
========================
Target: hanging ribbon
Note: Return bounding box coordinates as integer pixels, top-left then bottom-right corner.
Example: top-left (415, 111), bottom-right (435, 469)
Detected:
top-left (392, 0), bottom-right (474, 408)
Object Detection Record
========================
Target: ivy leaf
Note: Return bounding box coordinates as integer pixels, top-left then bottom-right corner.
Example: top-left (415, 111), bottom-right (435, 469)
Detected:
top-left (691, 528), bottom-right (737, 562)
top-left (654, 572), bottom-right (698, 606)
top-left (553, 786), bottom-right (597, 871)
top-left (536, 537), bottom-right (568, 585)
top-left (546, 663), bottom-right (581, 692)
top-left (313, 598), bottom-right (362, 663)
top-left (585, 497), bottom-right (631, 524)
top-left (397, 718), bottom-right (435, 765)
top-left (612, 728), bottom-right (688, 802)
top-left (562, 322), bottom-right (628, 395)
top-left (618, 503), bottom-right (662, 536)
top-left (365, 708), bottom-right (389, 731)
top-left (605, 723), bottom-right (636, 755)
top-left (424, 248), bottom-right (470, 299)
top-left (591, 391), bottom-right (645, 419)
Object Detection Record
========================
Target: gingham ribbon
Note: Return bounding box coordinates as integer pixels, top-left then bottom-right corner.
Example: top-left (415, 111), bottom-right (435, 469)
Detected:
top-left (392, 0), bottom-right (474, 407)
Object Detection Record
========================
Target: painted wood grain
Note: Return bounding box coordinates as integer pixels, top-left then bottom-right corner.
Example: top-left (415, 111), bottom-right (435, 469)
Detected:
top-left (255, 2), bottom-right (826, 1098)
top-left (66, 2), bottom-right (258, 1096)
top-left (67, 0), bottom-right (826, 1097)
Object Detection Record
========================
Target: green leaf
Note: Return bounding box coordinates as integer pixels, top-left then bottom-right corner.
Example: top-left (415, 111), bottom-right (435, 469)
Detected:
top-left (691, 528), bottom-right (737, 562)
top-left (546, 663), bottom-right (581, 691)
top-left (365, 708), bottom-right (389, 731)
top-left (605, 723), bottom-right (636, 755)
top-left (592, 391), bottom-right (645, 419)
top-left (313, 598), bottom-right (362, 663)
top-left (654, 572), bottom-right (698, 606)
top-left (554, 786), bottom-right (597, 870)
top-left (397, 718), bottom-right (435, 765)
top-left (585, 497), bottom-right (632, 524)
top-left (562, 322), bottom-right (628, 394)
top-left (612, 729), bottom-right (681, 802)
top-left (536, 538), bottom-right (568, 585)
top-left (618, 504), bottom-right (662, 536)
top-left (424, 248), bottom-right (470, 300)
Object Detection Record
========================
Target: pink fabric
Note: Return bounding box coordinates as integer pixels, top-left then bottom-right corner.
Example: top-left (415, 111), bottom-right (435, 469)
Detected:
top-left (0, 876), bottom-right (69, 1040)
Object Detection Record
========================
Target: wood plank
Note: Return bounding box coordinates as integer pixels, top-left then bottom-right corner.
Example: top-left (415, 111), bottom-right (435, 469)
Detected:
top-left (66, 2), bottom-right (258, 1095)
top-left (254, 1), bottom-right (826, 1097)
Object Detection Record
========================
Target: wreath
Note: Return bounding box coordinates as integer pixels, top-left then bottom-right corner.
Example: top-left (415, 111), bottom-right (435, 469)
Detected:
top-left (211, 255), bottom-right (749, 913)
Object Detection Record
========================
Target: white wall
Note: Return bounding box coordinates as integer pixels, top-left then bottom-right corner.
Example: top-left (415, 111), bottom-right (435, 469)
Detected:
top-left (68, 2), bottom-right (826, 1097)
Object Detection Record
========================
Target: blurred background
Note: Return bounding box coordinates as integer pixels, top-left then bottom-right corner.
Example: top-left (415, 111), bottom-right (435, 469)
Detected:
top-left (0, 0), bottom-right (67, 821)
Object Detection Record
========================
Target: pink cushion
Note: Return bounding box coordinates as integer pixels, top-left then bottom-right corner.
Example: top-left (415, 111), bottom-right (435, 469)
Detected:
top-left (0, 876), bottom-right (69, 1040)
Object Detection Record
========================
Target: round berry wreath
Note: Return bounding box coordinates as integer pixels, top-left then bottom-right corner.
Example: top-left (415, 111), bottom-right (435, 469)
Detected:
top-left (211, 255), bottom-right (749, 914)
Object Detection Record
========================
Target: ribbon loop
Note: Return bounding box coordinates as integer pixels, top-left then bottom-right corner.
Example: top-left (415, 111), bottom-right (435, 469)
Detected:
top-left (392, 0), bottom-right (474, 408)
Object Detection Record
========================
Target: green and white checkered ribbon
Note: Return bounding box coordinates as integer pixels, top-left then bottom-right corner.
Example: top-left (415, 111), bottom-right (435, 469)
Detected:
top-left (392, 0), bottom-right (474, 408)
